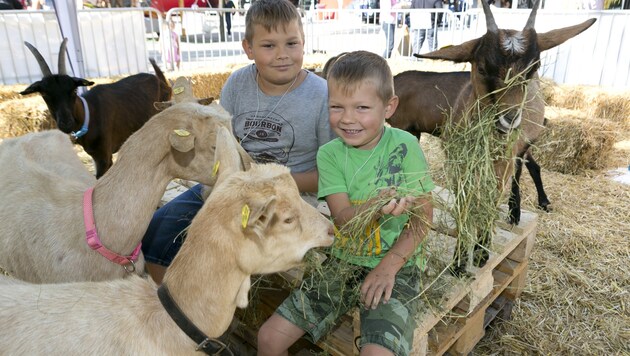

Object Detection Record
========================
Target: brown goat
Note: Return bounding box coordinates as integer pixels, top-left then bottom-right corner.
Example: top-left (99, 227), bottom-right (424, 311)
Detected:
top-left (389, 70), bottom-right (551, 225)
top-left (412, 0), bottom-right (595, 274)
top-left (20, 38), bottom-right (172, 178)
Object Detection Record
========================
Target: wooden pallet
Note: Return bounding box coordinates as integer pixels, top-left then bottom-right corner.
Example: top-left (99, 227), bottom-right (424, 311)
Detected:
top-left (229, 187), bottom-right (538, 355)
top-left (315, 207), bottom-right (538, 356)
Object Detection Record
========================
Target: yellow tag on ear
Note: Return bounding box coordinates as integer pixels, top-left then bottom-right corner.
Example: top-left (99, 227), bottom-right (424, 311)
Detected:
top-left (212, 161), bottom-right (220, 177)
top-left (173, 86), bottom-right (184, 95)
top-left (241, 204), bottom-right (250, 229)
top-left (174, 129), bottom-right (190, 137)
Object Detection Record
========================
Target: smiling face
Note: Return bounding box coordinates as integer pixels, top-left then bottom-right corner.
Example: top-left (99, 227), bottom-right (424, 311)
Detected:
top-left (328, 78), bottom-right (398, 150)
top-left (242, 20), bottom-right (304, 94)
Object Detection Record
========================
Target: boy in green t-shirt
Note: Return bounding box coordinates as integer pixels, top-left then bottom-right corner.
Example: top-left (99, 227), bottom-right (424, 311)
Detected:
top-left (257, 51), bottom-right (434, 356)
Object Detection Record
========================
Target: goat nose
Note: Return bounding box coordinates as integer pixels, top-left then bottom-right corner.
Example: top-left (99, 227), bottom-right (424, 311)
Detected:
top-left (497, 109), bottom-right (522, 133)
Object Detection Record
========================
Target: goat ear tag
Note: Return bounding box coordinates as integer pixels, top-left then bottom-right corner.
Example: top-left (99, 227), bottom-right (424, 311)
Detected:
top-left (174, 129), bottom-right (190, 137)
top-left (212, 161), bottom-right (220, 177)
top-left (173, 86), bottom-right (185, 95)
top-left (241, 204), bottom-right (250, 229)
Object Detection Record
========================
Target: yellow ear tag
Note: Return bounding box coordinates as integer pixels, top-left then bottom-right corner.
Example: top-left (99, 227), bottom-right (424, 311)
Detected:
top-left (173, 86), bottom-right (184, 95)
top-left (212, 160), bottom-right (220, 177)
top-left (174, 129), bottom-right (190, 137)
top-left (241, 204), bottom-right (250, 229)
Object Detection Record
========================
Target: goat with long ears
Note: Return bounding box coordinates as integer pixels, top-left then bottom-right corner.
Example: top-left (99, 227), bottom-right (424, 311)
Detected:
top-left (0, 126), bottom-right (334, 355)
top-left (412, 0), bottom-right (595, 274)
top-left (0, 99), bottom-right (245, 283)
top-left (20, 38), bottom-right (172, 178)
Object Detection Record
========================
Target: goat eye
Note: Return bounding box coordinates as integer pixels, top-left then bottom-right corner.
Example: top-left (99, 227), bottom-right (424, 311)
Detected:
top-left (477, 67), bottom-right (487, 76)
top-left (284, 217), bottom-right (295, 224)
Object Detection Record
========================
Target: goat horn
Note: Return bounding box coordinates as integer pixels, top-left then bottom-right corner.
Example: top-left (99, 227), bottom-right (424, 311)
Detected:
top-left (58, 38), bottom-right (68, 76)
top-left (481, 0), bottom-right (498, 33)
top-left (524, 0), bottom-right (541, 30)
top-left (24, 41), bottom-right (53, 77)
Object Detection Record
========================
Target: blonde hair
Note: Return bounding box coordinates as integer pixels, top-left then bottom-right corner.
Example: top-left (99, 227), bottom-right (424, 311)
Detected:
top-left (326, 51), bottom-right (394, 103)
top-left (244, 0), bottom-right (304, 43)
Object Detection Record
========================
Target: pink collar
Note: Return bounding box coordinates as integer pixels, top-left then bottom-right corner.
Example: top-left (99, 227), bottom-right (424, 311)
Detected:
top-left (83, 187), bottom-right (142, 273)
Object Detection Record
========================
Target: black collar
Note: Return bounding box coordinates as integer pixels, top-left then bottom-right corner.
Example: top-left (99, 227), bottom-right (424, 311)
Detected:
top-left (157, 284), bottom-right (233, 355)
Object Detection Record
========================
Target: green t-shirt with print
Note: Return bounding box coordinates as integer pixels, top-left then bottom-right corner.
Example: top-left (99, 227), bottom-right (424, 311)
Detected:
top-left (317, 127), bottom-right (435, 268)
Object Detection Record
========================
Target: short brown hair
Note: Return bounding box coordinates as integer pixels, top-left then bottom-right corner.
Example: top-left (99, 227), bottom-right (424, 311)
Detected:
top-left (244, 0), bottom-right (304, 43)
top-left (326, 51), bottom-right (394, 103)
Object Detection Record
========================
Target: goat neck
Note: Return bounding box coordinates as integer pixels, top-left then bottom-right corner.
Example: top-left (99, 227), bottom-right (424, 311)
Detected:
top-left (89, 123), bottom-right (175, 261)
top-left (161, 202), bottom-right (246, 338)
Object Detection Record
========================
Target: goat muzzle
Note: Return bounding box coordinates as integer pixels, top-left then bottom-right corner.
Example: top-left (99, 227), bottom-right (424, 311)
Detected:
top-left (497, 109), bottom-right (522, 133)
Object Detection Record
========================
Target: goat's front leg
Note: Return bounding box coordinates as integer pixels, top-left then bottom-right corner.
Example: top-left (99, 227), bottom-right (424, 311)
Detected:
top-left (508, 153), bottom-right (525, 225)
top-left (508, 165), bottom-right (522, 225)
top-left (449, 243), bottom-right (470, 278)
top-left (524, 151), bottom-right (551, 212)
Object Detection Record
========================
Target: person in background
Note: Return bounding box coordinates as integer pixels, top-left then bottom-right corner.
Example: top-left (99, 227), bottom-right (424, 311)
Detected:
top-left (225, 0), bottom-right (235, 36)
top-left (409, 0), bottom-right (442, 53)
top-left (141, 0), bottom-right (335, 285)
top-left (257, 50), bottom-right (434, 356)
top-left (0, 0), bottom-right (23, 9)
top-left (166, 19), bottom-right (181, 70)
top-left (380, 0), bottom-right (400, 58)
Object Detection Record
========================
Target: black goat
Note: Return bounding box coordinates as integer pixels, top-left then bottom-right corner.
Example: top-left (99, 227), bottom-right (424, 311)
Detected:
top-left (20, 38), bottom-right (172, 178)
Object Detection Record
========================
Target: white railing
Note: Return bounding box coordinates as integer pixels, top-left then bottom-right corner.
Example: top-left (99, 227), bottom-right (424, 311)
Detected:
top-left (0, 7), bottom-right (163, 84)
top-left (0, 7), bottom-right (628, 88)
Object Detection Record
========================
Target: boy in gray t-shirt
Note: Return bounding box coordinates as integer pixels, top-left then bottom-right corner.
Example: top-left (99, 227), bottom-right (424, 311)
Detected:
top-left (141, 0), bottom-right (335, 284)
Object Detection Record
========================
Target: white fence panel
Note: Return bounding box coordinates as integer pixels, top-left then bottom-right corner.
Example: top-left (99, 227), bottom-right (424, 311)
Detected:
top-left (0, 8), bottom-right (162, 85)
top-left (0, 8), bottom-right (628, 88)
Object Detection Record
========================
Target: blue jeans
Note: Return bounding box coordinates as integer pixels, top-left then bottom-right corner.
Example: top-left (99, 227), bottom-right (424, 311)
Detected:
top-left (382, 22), bottom-right (396, 58)
top-left (412, 28), bottom-right (437, 54)
top-left (141, 184), bottom-right (204, 266)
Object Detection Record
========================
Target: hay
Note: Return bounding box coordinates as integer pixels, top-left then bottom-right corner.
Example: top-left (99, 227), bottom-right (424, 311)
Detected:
top-left (475, 168), bottom-right (630, 354)
top-left (533, 106), bottom-right (619, 175)
top-left (186, 72), bottom-right (232, 100)
top-left (0, 86), bottom-right (23, 104)
top-left (0, 96), bottom-right (56, 139)
top-left (541, 80), bottom-right (630, 129)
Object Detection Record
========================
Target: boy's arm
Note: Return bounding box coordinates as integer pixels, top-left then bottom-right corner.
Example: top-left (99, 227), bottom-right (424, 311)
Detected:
top-left (360, 196), bottom-right (433, 309)
top-left (291, 170), bottom-right (319, 193)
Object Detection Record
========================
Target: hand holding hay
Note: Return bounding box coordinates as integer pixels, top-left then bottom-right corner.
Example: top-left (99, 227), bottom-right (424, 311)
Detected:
top-left (358, 194), bottom-right (433, 310)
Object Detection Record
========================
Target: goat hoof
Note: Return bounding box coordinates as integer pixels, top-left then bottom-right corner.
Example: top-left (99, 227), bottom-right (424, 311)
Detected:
top-left (507, 213), bottom-right (520, 225)
top-left (539, 201), bottom-right (552, 212)
top-left (473, 248), bottom-right (490, 268)
top-left (448, 263), bottom-right (470, 278)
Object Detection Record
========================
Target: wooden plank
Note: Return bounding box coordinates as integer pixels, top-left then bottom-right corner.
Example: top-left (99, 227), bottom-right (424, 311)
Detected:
top-left (484, 294), bottom-right (512, 328)
top-left (317, 314), bottom-right (355, 356)
top-left (449, 303), bottom-right (487, 355)
top-left (508, 226), bottom-right (537, 263)
top-left (505, 263), bottom-right (529, 300)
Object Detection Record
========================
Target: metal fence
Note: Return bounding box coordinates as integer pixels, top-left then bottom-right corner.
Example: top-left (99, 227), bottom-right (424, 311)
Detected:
top-left (1, 7), bottom-right (628, 88)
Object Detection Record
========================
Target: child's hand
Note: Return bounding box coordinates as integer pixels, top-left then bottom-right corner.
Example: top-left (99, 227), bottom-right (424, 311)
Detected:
top-left (360, 266), bottom-right (396, 310)
top-left (381, 195), bottom-right (416, 217)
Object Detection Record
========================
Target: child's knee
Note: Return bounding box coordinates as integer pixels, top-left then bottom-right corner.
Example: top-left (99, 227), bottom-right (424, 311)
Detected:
top-left (257, 322), bottom-right (281, 354)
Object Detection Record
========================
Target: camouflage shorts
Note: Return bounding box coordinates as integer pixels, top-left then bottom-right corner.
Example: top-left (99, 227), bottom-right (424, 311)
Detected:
top-left (275, 258), bottom-right (421, 356)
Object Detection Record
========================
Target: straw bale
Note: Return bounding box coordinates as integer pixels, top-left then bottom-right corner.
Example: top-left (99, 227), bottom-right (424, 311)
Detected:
top-left (532, 107), bottom-right (618, 175)
top-left (187, 72), bottom-right (231, 100)
top-left (0, 85), bottom-right (24, 105)
top-left (0, 96), bottom-right (55, 139)
top-left (541, 81), bottom-right (630, 128)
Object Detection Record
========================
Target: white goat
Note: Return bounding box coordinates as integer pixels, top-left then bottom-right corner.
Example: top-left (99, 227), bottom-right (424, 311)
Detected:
top-left (0, 126), bottom-right (334, 355)
top-left (0, 101), bottom-right (247, 283)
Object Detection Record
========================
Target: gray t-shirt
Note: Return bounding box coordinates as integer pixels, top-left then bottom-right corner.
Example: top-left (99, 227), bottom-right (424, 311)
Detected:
top-left (220, 64), bottom-right (335, 173)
